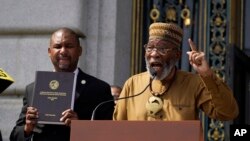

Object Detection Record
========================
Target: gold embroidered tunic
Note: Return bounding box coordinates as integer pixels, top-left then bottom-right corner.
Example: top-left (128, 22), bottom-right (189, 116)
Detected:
top-left (113, 71), bottom-right (239, 121)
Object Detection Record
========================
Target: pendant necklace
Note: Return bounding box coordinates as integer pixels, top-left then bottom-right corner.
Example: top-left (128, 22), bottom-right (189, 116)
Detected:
top-left (146, 68), bottom-right (176, 119)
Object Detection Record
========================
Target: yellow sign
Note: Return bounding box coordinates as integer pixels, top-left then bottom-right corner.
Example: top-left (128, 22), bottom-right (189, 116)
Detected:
top-left (0, 68), bottom-right (14, 82)
top-left (0, 68), bottom-right (14, 93)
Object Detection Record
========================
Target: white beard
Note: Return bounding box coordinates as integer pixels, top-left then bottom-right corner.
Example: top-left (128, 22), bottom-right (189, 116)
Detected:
top-left (146, 59), bottom-right (176, 80)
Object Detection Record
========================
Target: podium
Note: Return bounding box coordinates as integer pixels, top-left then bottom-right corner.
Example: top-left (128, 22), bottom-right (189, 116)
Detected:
top-left (70, 120), bottom-right (204, 141)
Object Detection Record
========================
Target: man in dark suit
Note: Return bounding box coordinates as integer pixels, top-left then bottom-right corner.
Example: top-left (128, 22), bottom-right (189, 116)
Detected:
top-left (10, 28), bottom-right (114, 141)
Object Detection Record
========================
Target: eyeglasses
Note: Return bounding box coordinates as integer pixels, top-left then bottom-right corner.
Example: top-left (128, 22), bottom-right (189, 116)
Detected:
top-left (144, 44), bottom-right (177, 55)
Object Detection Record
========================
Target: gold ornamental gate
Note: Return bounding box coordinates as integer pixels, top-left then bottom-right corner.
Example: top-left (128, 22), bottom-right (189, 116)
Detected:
top-left (131, 0), bottom-right (244, 140)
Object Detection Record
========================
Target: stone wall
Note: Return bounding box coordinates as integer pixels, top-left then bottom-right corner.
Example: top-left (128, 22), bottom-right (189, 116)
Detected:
top-left (0, 0), bottom-right (132, 140)
top-left (0, 96), bottom-right (22, 141)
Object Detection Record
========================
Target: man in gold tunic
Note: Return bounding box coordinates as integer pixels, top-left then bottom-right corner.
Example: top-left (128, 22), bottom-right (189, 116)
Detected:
top-left (113, 22), bottom-right (239, 121)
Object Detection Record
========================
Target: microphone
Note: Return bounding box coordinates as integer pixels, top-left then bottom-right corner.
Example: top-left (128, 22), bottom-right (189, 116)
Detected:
top-left (91, 70), bottom-right (157, 120)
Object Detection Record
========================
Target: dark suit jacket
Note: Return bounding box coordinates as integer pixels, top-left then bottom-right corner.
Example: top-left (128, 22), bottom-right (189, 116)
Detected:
top-left (0, 130), bottom-right (2, 141)
top-left (9, 69), bottom-right (114, 141)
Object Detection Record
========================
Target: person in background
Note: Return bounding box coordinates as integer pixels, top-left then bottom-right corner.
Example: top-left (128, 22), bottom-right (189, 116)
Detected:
top-left (0, 130), bottom-right (2, 141)
top-left (113, 22), bottom-right (239, 121)
top-left (111, 85), bottom-right (122, 104)
top-left (10, 27), bottom-right (114, 141)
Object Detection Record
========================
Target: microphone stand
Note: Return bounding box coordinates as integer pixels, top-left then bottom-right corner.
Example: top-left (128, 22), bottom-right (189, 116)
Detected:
top-left (91, 72), bottom-right (157, 120)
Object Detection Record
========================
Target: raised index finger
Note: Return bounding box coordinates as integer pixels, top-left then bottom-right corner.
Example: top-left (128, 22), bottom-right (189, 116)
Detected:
top-left (188, 38), bottom-right (197, 51)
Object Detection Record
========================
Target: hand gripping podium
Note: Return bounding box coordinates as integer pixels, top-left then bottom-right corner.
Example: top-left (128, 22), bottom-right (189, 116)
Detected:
top-left (70, 120), bottom-right (204, 141)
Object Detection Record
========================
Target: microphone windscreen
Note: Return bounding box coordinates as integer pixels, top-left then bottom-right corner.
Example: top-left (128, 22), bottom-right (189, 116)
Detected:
top-left (150, 68), bottom-right (157, 77)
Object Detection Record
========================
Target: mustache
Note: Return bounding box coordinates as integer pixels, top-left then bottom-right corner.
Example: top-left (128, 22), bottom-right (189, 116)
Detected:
top-left (145, 58), bottom-right (176, 80)
top-left (149, 59), bottom-right (162, 64)
top-left (57, 54), bottom-right (70, 59)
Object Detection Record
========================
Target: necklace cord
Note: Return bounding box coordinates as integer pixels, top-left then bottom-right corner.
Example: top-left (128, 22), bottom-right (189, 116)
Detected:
top-left (149, 68), bottom-right (176, 97)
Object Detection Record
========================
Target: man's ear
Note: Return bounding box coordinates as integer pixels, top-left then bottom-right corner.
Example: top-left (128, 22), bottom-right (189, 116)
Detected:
top-left (48, 48), bottom-right (51, 57)
top-left (175, 50), bottom-right (181, 59)
top-left (78, 46), bottom-right (83, 56)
